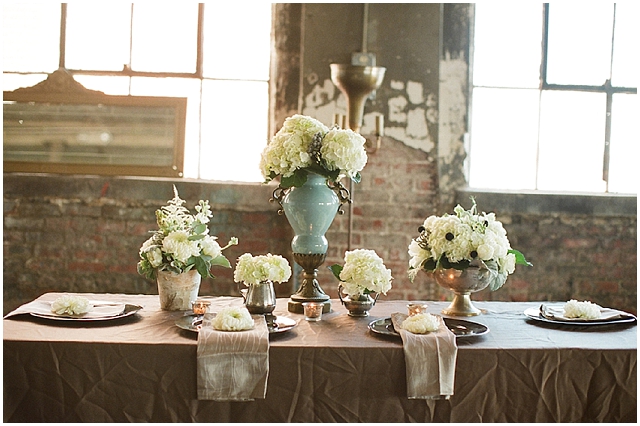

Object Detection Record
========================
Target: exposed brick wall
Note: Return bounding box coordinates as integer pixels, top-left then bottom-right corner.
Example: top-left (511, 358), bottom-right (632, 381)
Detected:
top-left (3, 175), bottom-right (292, 315)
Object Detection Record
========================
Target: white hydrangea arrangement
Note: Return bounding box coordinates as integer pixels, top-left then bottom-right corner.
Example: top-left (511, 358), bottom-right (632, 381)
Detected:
top-left (233, 253), bottom-right (292, 285)
top-left (330, 249), bottom-right (393, 299)
top-left (563, 299), bottom-right (601, 320)
top-left (211, 306), bottom-right (255, 331)
top-left (408, 198), bottom-right (531, 291)
top-left (401, 312), bottom-right (440, 334)
top-left (51, 294), bottom-right (90, 316)
top-left (137, 186), bottom-right (238, 281)
top-left (260, 114), bottom-right (368, 188)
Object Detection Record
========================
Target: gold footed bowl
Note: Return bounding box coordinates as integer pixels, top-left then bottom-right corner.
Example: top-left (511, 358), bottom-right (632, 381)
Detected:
top-left (433, 262), bottom-right (495, 316)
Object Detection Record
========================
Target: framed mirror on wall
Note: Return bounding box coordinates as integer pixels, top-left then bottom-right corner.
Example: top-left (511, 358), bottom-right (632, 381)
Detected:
top-left (3, 68), bottom-right (187, 178)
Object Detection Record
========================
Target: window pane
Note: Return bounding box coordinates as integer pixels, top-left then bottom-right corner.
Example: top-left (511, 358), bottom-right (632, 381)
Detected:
top-left (608, 94), bottom-right (637, 194)
top-left (611, 3), bottom-right (638, 88)
top-left (66, 4), bottom-right (132, 71)
top-left (468, 88), bottom-right (539, 190)
top-left (129, 77), bottom-right (202, 179)
top-left (546, 4), bottom-right (613, 86)
top-left (2, 2), bottom-right (60, 72)
top-left (203, 3), bottom-right (271, 80)
top-left (200, 80), bottom-right (267, 182)
top-left (131, 4), bottom-right (198, 73)
top-left (537, 91), bottom-right (606, 192)
top-left (3, 73), bottom-right (49, 92)
top-left (473, 3), bottom-right (542, 88)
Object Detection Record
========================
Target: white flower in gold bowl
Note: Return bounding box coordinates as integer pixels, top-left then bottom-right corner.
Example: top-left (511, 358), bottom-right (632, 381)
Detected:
top-left (408, 197), bottom-right (531, 291)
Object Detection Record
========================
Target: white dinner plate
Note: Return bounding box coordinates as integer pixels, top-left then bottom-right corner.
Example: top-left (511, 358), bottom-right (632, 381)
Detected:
top-left (30, 304), bottom-right (143, 321)
top-left (523, 307), bottom-right (637, 326)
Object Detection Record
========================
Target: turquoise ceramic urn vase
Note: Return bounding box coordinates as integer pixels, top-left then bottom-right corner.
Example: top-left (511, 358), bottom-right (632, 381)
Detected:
top-left (281, 173), bottom-right (340, 254)
top-left (277, 173), bottom-right (345, 314)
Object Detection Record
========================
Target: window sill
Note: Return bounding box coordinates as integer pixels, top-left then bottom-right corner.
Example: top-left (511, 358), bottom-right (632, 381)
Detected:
top-left (456, 188), bottom-right (637, 217)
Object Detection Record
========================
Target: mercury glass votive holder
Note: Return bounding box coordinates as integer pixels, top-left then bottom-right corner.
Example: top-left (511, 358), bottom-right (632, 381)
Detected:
top-left (302, 302), bottom-right (323, 321)
top-left (407, 302), bottom-right (429, 316)
top-left (192, 300), bottom-right (211, 315)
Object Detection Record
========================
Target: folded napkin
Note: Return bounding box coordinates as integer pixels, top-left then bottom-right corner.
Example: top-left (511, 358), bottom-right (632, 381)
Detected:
top-left (391, 312), bottom-right (458, 400)
top-left (197, 315), bottom-right (269, 401)
top-left (3, 298), bottom-right (125, 319)
top-left (541, 304), bottom-right (628, 322)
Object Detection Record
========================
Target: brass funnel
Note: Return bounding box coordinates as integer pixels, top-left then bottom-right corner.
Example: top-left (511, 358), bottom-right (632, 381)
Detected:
top-left (330, 64), bottom-right (386, 133)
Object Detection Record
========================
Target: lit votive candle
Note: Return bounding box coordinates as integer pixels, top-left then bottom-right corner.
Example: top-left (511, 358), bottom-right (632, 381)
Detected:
top-left (407, 302), bottom-right (429, 316)
top-left (302, 302), bottom-right (323, 321)
top-left (192, 300), bottom-right (211, 315)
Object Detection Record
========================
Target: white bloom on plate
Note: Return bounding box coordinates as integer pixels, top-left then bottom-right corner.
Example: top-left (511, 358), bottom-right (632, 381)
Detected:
top-left (401, 313), bottom-right (440, 334)
top-left (320, 128), bottom-right (367, 179)
top-left (200, 235), bottom-right (222, 259)
top-left (51, 295), bottom-right (90, 316)
top-left (563, 299), bottom-right (601, 320)
top-left (162, 230), bottom-right (201, 263)
top-left (339, 249), bottom-right (393, 298)
top-left (211, 306), bottom-right (255, 331)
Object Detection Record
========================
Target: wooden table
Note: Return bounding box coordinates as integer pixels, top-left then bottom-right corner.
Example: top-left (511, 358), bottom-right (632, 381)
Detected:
top-left (3, 293), bottom-right (637, 422)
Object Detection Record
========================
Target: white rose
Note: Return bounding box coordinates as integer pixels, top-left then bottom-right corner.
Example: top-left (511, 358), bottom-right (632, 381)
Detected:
top-left (147, 247), bottom-right (164, 267)
top-left (162, 230), bottom-right (201, 263)
top-left (200, 235), bottom-right (222, 259)
top-left (211, 306), bottom-right (255, 331)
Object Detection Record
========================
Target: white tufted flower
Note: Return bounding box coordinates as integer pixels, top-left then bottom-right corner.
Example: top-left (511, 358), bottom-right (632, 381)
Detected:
top-left (211, 306), bottom-right (255, 331)
top-left (401, 313), bottom-right (440, 334)
top-left (51, 295), bottom-right (90, 316)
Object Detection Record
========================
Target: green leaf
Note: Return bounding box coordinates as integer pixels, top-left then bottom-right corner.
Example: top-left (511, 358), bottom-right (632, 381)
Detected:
top-left (194, 256), bottom-right (210, 278)
top-left (192, 223), bottom-right (207, 235)
top-left (422, 258), bottom-right (437, 271)
top-left (509, 249), bottom-right (532, 267)
top-left (210, 255), bottom-right (232, 269)
top-left (329, 264), bottom-right (343, 281)
top-left (352, 172), bottom-right (361, 184)
top-left (188, 234), bottom-right (205, 241)
top-left (281, 170), bottom-right (308, 188)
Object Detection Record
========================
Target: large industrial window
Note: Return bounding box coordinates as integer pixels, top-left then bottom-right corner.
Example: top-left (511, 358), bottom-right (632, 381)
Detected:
top-left (469, 3), bottom-right (637, 194)
top-left (2, 2), bottom-right (271, 182)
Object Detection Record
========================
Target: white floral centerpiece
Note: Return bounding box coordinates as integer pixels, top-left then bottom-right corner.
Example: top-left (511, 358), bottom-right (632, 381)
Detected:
top-left (408, 198), bottom-right (531, 291)
top-left (260, 114), bottom-right (368, 188)
top-left (137, 186), bottom-right (238, 281)
top-left (330, 249), bottom-right (393, 299)
top-left (233, 253), bottom-right (292, 285)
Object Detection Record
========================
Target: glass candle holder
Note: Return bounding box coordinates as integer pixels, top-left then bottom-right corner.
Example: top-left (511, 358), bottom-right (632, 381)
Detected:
top-left (192, 299), bottom-right (211, 315)
top-left (407, 302), bottom-right (429, 316)
top-left (302, 302), bottom-right (323, 321)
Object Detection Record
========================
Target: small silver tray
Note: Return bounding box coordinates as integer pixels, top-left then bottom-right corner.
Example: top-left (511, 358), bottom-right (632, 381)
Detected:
top-left (369, 317), bottom-right (489, 338)
top-left (176, 313), bottom-right (297, 334)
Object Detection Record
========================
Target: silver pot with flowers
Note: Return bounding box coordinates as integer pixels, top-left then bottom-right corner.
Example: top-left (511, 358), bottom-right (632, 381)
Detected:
top-left (408, 198), bottom-right (531, 316)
